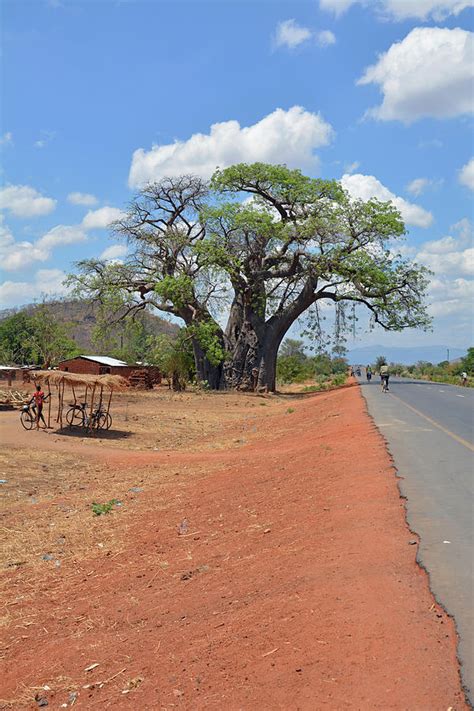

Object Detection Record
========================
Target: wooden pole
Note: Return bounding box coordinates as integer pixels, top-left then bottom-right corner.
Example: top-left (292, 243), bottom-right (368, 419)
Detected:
top-left (106, 387), bottom-right (113, 417)
top-left (88, 384), bottom-right (96, 434)
top-left (56, 384), bottom-right (60, 424)
top-left (47, 384), bottom-right (51, 429)
top-left (59, 380), bottom-right (64, 429)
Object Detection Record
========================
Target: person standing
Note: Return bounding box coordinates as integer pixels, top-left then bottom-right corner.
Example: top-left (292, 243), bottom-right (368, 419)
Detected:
top-left (30, 384), bottom-right (48, 430)
top-left (461, 371), bottom-right (468, 387)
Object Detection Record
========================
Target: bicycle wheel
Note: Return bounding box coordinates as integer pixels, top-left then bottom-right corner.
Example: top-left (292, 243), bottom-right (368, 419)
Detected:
top-left (95, 412), bottom-right (112, 431)
top-left (66, 406), bottom-right (85, 427)
top-left (20, 410), bottom-right (35, 430)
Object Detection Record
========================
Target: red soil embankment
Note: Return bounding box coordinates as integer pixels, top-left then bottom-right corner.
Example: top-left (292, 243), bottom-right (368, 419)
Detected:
top-left (1, 386), bottom-right (467, 709)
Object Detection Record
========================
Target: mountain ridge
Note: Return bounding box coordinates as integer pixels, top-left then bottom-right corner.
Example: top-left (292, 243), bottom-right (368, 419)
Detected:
top-left (0, 300), bottom-right (179, 352)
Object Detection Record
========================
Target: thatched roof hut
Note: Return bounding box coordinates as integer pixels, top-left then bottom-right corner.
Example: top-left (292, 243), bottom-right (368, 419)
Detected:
top-left (31, 370), bottom-right (129, 391)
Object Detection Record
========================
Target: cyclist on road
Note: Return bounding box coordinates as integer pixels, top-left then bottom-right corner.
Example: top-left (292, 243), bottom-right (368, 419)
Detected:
top-left (366, 365), bottom-right (372, 381)
top-left (380, 364), bottom-right (390, 391)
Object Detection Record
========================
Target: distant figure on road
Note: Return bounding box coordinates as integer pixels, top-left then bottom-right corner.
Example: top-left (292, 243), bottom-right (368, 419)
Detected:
top-left (380, 364), bottom-right (390, 392)
top-left (461, 371), bottom-right (468, 387)
top-left (366, 366), bottom-right (372, 381)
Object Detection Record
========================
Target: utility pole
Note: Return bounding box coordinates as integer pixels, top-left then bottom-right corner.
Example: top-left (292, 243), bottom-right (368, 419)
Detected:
top-left (447, 348), bottom-right (450, 363)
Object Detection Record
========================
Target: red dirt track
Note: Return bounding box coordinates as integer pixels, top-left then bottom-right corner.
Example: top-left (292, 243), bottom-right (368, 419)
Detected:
top-left (1, 386), bottom-right (467, 709)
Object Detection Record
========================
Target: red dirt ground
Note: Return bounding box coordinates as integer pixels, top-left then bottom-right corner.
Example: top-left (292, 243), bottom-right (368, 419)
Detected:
top-left (0, 385), bottom-right (468, 710)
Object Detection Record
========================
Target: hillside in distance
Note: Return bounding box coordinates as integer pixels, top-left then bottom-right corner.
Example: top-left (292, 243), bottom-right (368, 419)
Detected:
top-left (348, 344), bottom-right (467, 366)
top-left (0, 299), bottom-right (179, 351)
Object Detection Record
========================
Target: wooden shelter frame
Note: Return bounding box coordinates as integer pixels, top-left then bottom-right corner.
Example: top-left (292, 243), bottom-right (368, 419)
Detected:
top-left (30, 371), bottom-right (128, 432)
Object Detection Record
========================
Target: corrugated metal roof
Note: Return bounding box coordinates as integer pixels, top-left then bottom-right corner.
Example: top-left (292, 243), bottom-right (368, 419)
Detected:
top-left (80, 355), bottom-right (129, 367)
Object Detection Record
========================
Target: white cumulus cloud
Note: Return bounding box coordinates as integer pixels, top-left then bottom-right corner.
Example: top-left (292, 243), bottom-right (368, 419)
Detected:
top-left (320, 0), bottom-right (473, 20)
top-left (0, 184), bottom-right (57, 218)
top-left (357, 27), bottom-right (474, 123)
top-left (459, 157), bottom-right (474, 191)
top-left (67, 191), bottom-right (99, 206)
top-left (274, 21), bottom-right (336, 49)
top-left (128, 106), bottom-right (334, 188)
top-left (82, 206), bottom-right (125, 230)
top-left (417, 218), bottom-right (473, 276)
top-left (0, 269), bottom-right (68, 308)
top-left (100, 244), bottom-right (128, 261)
top-left (37, 225), bottom-right (88, 251)
top-left (406, 177), bottom-right (441, 196)
top-left (0, 224), bottom-right (87, 272)
top-left (340, 172), bottom-right (433, 228)
top-left (316, 30), bottom-right (336, 46)
top-left (275, 19), bottom-right (312, 48)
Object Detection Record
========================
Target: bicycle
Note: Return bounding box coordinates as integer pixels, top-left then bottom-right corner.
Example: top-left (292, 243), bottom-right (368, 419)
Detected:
top-left (20, 403), bottom-right (37, 430)
top-left (66, 401), bottom-right (112, 431)
top-left (381, 375), bottom-right (390, 392)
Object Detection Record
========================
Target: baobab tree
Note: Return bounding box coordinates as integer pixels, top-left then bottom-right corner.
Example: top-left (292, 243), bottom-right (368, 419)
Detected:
top-left (70, 163), bottom-right (431, 391)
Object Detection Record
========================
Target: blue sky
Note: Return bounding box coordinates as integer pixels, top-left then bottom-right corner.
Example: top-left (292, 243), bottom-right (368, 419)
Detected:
top-left (1, 0), bottom-right (473, 349)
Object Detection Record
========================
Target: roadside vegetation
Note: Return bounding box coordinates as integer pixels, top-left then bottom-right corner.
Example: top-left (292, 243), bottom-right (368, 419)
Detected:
top-left (276, 338), bottom-right (348, 390)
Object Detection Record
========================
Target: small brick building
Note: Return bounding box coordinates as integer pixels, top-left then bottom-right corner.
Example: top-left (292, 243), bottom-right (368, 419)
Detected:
top-left (58, 355), bottom-right (162, 387)
top-left (58, 355), bottom-right (135, 377)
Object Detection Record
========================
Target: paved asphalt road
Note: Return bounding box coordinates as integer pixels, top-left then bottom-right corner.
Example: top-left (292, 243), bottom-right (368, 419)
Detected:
top-left (358, 375), bottom-right (474, 703)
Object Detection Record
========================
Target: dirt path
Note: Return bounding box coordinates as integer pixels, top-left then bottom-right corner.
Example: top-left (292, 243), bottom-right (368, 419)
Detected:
top-left (0, 386), bottom-right (467, 710)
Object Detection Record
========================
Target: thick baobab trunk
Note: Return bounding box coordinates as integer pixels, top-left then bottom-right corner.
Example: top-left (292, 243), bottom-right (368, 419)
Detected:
top-left (223, 303), bottom-right (287, 392)
top-left (223, 282), bottom-right (318, 392)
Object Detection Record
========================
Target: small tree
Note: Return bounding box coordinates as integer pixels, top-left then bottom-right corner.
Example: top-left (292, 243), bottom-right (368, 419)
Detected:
top-left (460, 347), bottom-right (474, 375)
top-left (148, 333), bottom-right (194, 391)
top-left (0, 305), bottom-right (79, 367)
top-left (375, 355), bottom-right (387, 371)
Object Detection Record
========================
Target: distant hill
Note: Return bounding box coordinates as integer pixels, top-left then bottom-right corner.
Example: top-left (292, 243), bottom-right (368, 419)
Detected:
top-left (348, 344), bottom-right (467, 366)
top-left (0, 299), bottom-right (179, 351)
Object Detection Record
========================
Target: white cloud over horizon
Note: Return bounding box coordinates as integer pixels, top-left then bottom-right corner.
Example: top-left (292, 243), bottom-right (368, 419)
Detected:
top-left (320, 0), bottom-right (473, 20)
top-left (340, 172), bottom-right (433, 228)
top-left (459, 157), bottom-right (474, 191)
top-left (357, 27), bottom-right (474, 123)
top-left (415, 219), bottom-right (473, 328)
top-left (0, 224), bottom-right (88, 271)
top-left (128, 106), bottom-right (334, 188)
top-left (0, 268), bottom-right (68, 308)
top-left (0, 184), bottom-right (57, 218)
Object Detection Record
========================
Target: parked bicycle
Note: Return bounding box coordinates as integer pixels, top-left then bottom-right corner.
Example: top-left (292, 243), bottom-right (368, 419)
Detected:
top-left (20, 402), bottom-right (37, 430)
top-left (66, 400), bottom-right (112, 431)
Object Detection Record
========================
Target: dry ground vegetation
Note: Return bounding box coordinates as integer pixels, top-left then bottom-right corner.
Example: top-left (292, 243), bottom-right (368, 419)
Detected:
top-left (0, 383), bottom-right (468, 710)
